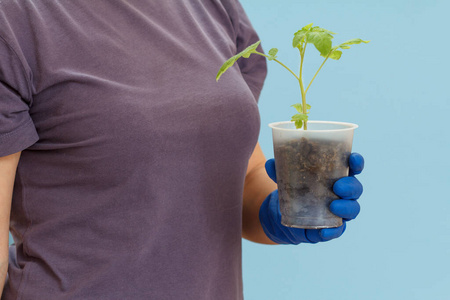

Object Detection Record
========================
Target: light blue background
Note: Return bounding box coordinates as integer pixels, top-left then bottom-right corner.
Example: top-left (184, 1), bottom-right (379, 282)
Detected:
top-left (241, 0), bottom-right (450, 299)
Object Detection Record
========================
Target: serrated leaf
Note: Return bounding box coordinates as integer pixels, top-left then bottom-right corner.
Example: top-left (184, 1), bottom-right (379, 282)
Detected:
top-left (242, 40), bottom-right (261, 58)
top-left (320, 37), bottom-right (369, 60)
top-left (268, 48), bottom-right (278, 61)
top-left (329, 50), bottom-right (342, 60)
top-left (291, 103), bottom-right (311, 113)
top-left (306, 30), bottom-right (333, 56)
top-left (216, 54), bottom-right (240, 81)
top-left (268, 48), bottom-right (278, 56)
top-left (291, 103), bottom-right (303, 113)
top-left (216, 40), bottom-right (261, 81)
top-left (293, 30), bottom-right (308, 48)
top-left (338, 38), bottom-right (370, 50)
top-left (292, 111), bottom-right (309, 129)
top-left (321, 28), bottom-right (337, 35)
top-left (291, 113), bottom-right (309, 121)
top-left (292, 23), bottom-right (315, 48)
top-left (311, 27), bottom-right (336, 36)
top-left (305, 104), bottom-right (311, 113)
top-left (303, 23), bottom-right (314, 31)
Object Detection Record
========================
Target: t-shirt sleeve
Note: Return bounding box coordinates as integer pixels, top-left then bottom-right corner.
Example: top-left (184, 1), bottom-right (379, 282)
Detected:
top-left (0, 37), bottom-right (39, 157)
top-left (234, 0), bottom-right (267, 102)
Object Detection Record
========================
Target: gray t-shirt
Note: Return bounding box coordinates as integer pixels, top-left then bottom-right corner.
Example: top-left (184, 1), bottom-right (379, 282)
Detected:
top-left (0, 1), bottom-right (266, 299)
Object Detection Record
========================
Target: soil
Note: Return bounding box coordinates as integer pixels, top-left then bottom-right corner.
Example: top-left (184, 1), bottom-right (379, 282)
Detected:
top-left (274, 137), bottom-right (350, 228)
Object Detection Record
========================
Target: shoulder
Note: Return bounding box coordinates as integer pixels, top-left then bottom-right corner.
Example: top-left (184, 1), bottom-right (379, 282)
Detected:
top-left (0, 0), bottom-right (38, 33)
top-left (218, 0), bottom-right (243, 31)
top-left (0, 0), bottom-right (39, 56)
top-left (0, 1), bottom-right (63, 46)
top-left (218, 0), bottom-right (257, 38)
top-left (0, 1), bottom-right (40, 102)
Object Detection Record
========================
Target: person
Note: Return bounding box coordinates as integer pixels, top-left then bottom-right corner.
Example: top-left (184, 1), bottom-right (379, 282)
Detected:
top-left (0, 0), bottom-right (363, 299)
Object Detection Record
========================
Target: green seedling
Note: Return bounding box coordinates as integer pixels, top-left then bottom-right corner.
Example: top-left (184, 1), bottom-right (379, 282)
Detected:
top-left (216, 23), bottom-right (369, 130)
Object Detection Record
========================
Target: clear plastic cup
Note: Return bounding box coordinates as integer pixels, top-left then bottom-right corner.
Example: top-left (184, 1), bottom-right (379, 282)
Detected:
top-left (268, 121), bottom-right (358, 229)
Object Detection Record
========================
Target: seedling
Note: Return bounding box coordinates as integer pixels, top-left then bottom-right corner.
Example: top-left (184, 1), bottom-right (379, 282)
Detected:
top-left (216, 23), bottom-right (369, 130)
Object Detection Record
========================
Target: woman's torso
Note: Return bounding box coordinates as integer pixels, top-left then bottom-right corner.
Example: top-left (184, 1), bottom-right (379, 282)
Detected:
top-left (0, 1), bottom-right (265, 299)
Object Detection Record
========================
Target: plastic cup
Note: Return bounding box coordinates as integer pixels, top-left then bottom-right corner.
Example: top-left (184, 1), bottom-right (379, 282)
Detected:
top-left (268, 121), bottom-right (358, 229)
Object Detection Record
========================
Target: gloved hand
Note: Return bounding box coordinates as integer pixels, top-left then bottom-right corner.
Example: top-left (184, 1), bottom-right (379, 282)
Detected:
top-left (259, 153), bottom-right (364, 244)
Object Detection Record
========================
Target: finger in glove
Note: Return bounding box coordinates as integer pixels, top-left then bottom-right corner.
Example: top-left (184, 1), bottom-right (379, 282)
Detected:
top-left (333, 176), bottom-right (363, 200)
top-left (305, 222), bottom-right (347, 243)
top-left (349, 153), bottom-right (364, 176)
top-left (329, 200), bottom-right (360, 220)
top-left (265, 158), bottom-right (277, 183)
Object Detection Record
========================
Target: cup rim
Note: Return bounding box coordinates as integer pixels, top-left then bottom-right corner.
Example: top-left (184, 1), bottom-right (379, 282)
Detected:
top-left (268, 120), bottom-right (358, 132)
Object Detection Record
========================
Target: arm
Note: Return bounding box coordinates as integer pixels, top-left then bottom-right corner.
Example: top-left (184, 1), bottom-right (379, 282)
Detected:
top-left (242, 143), bottom-right (277, 244)
top-left (0, 151), bottom-right (21, 295)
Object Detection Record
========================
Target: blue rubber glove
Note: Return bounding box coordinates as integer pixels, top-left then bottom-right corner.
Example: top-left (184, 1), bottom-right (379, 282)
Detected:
top-left (259, 153), bottom-right (364, 244)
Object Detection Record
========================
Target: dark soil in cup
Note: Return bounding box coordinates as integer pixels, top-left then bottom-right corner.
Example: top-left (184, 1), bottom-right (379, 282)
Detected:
top-left (274, 137), bottom-right (350, 228)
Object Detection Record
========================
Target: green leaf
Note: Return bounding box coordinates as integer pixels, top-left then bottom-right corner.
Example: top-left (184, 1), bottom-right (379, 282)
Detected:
top-left (306, 28), bottom-right (334, 56)
top-left (291, 103), bottom-right (312, 113)
top-left (293, 30), bottom-right (307, 48)
top-left (268, 48), bottom-right (278, 61)
top-left (337, 38), bottom-right (370, 50)
top-left (305, 104), bottom-right (311, 113)
top-left (292, 23), bottom-right (314, 48)
top-left (328, 50), bottom-right (342, 60)
top-left (242, 40), bottom-right (261, 58)
top-left (216, 41), bottom-right (261, 81)
top-left (291, 113), bottom-right (309, 121)
top-left (216, 55), bottom-right (239, 81)
top-left (319, 28), bottom-right (337, 35)
top-left (291, 103), bottom-right (303, 113)
top-left (292, 112), bottom-right (309, 129)
top-left (321, 38), bottom-right (369, 60)
top-left (303, 23), bottom-right (314, 31)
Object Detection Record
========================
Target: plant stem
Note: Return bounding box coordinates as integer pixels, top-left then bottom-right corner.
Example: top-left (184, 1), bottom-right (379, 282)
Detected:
top-left (254, 51), bottom-right (299, 81)
top-left (298, 46), bottom-right (307, 130)
top-left (305, 53), bottom-right (331, 94)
